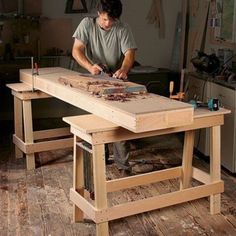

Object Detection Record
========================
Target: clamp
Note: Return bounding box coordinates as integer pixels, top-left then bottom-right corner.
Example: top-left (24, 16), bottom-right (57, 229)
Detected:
top-left (31, 57), bottom-right (39, 92)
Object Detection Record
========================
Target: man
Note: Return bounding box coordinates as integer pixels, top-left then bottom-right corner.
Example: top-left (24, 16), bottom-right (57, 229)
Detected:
top-left (72, 0), bottom-right (137, 171)
top-left (72, 0), bottom-right (137, 80)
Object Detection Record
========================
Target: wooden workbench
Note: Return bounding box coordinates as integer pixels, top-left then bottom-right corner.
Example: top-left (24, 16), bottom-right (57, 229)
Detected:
top-left (19, 67), bottom-right (194, 133)
top-left (63, 107), bottom-right (230, 236)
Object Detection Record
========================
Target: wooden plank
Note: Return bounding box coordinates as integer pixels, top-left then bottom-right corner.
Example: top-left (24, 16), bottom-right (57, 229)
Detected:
top-left (192, 167), bottom-right (210, 184)
top-left (106, 167), bottom-right (182, 193)
top-left (180, 130), bottom-right (195, 189)
top-left (91, 114), bottom-right (225, 145)
top-left (210, 125), bottom-right (221, 214)
top-left (194, 108), bottom-right (231, 118)
top-left (97, 181), bottom-right (224, 223)
top-left (33, 127), bottom-right (71, 140)
top-left (20, 67), bottom-right (194, 133)
top-left (7, 83), bottom-right (33, 92)
top-left (63, 115), bottom-right (119, 134)
top-left (70, 127), bottom-right (93, 144)
top-left (13, 134), bottom-right (73, 154)
top-left (63, 108), bottom-right (230, 136)
top-left (22, 100), bottom-right (35, 170)
top-left (70, 189), bottom-right (96, 222)
top-left (73, 136), bottom-right (85, 222)
top-left (13, 135), bottom-right (27, 153)
top-left (92, 144), bottom-right (109, 235)
top-left (186, 0), bottom-right (210, 69)
top-left (14, 96), bottom-right (23, 159)
top-left (25, 138), bottom-right (73, 154)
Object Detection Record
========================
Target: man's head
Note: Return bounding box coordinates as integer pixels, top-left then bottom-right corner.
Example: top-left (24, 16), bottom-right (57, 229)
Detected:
top-left (97, 0), bottom-right (122, 19)
top-left (97, 0), bottom-right (122, 31)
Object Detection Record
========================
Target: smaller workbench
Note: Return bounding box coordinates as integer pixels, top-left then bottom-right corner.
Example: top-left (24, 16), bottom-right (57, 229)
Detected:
top-left (7, 82), bottom-right (73, 170)
top-left (63, 108), bottom-right (230, 236)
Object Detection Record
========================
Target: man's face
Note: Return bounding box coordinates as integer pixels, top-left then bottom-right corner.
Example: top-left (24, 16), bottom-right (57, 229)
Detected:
top-left (98, 12), bottom-right (116, 31)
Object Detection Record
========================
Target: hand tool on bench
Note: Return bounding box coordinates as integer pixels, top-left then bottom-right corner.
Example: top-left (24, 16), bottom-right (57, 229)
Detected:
top-left (189, 98), bottom-right (219, 111)
top-left (98, 63), bottom-right (113, 78)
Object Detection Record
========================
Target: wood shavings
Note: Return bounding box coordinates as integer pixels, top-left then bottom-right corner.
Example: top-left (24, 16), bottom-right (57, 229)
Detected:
top-left (104, 93), bottom-right (136, 102)
top-left (58, 76), bottom-right (148, 102)
top-left (87, 81), bottom-right (124, 87)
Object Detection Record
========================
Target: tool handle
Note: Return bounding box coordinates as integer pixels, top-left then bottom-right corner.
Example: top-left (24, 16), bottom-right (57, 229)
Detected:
top-left (169, 81), bottom-right (174, 95)
top-left (34, 63), bottom-right (39, 75)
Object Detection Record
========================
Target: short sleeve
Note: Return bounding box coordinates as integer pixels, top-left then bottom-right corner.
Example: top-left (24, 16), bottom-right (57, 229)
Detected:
top-left (120, 23), bottom-right (137, 54)
top-left (72, 17), bottom-right (90, 45)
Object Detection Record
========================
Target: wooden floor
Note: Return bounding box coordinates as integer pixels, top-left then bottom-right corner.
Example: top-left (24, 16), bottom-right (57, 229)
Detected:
top-left (0, 126), bottom-right (236, 236)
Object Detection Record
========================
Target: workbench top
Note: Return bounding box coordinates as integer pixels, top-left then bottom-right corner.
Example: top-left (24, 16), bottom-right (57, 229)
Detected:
top-left (20, 67), bottom-right (194, 133)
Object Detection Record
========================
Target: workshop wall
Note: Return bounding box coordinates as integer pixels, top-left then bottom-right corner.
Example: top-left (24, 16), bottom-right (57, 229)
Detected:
top-left (41, 0), bottom-right (181, 69)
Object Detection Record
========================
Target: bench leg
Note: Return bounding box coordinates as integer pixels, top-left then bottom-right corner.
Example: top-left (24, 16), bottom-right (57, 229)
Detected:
top-left (22, 100), bottom-right (35, 170)
top-left (180, 130), bottom-right (195, 189)
top-left (73, 135), bottom-right (85, 222)
top-left (92, 144), bottom-right (109, 236)
top-left (210, 126), bottom-right (221, 214)
top-left (14, 96), bottom-right (23, 159)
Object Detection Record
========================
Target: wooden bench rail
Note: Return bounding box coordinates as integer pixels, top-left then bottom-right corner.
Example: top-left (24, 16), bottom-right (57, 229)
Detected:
top-left (70, 181), bottom-right (224, 224)
top-left (106, 166), bottom-right (182, 193)
top-left (33, 127), bottom-right (71, 140)
top-left (13, 134), bottom-right (73, 154)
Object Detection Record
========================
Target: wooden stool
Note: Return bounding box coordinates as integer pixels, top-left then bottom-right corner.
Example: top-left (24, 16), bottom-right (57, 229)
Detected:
top-left (7, 83), bottom-right (73, 170)
top-left (63, 110), bottom-right (228, 236)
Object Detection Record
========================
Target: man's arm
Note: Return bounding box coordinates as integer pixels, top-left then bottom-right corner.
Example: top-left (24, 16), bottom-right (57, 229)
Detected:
top-left (72, 39), bottom-right (102, 75)
top-left (113, 49), bottom-right (136, 80)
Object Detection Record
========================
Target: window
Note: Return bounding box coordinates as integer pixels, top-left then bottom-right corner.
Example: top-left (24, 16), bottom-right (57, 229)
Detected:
top-left (210, 0), bottom-right (236, 44)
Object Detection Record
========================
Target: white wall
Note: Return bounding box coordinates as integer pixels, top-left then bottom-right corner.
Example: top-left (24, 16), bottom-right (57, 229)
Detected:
top-left (122, 0), bottom-right (181, 68)
top-left (42, 0), bottom-right (181, 69)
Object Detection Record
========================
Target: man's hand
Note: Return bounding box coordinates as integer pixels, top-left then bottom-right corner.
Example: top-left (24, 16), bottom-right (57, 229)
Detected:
top-left (113, 68), bottom-right (128, 81)
top-left (89, 64), bottom-right (103, 75)
top-left (113, 49), bottom-right (136, 81)
top-left (72, 39), bottom-right (104, 75)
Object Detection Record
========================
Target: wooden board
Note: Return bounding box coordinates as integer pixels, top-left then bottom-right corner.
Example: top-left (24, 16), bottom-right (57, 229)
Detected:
top-left (20, 67), bottom-right (194, 133)
top-left (59, 75), bottom-right (147, 95)
top-left (186, 0), bottom-right (210, 70)
top-left (7, 83), bottom-right (33, 92)
top-left (63, 107), bottom-right (230, 135)
top-left (63, 114), bottom-right (119, 134)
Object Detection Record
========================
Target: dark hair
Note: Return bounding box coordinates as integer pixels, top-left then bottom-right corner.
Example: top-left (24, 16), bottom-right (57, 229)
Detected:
top-left (97, 0), bottom-right (122, 19)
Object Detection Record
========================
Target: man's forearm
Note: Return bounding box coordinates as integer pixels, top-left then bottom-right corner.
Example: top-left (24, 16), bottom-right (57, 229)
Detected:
top-left (72, 48), bottom-right (93, 72)
top-left (121, 49), bottom-right (135, 73)
top-left (113, 49), bottom-right (136, 80)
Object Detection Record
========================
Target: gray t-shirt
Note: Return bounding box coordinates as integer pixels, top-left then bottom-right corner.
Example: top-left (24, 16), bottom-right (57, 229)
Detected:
top-left (73, 17), bottom-right (137, 72)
